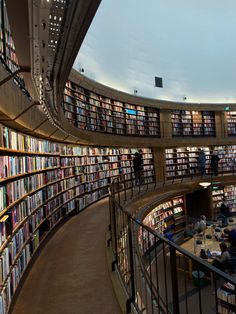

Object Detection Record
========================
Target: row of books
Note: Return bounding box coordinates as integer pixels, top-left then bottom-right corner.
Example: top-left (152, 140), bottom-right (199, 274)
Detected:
top-left (62, 200), bottom-right (76, 215)
top-left (165, 145), bottom-right (236, 178)
top-left (0, 156), bottom-right (60, 179)
top-left (0, 154), bottom-right (155, 181)
top-left (0, 223), bottom-right (46, 313)
top-left (1, 125), bottom-right (60, 154)
top-left (0, 169), bottom-right (60, 212)
top-left (64, 109), bottom-right (160, 136)
top-left (0, 201), bottom-right (75, 310)
top-left (142, 196), bottom-right (185, 235)
top-left (65, 103), bottom-right (159, 122)
top-left (60, 156), bottom-right (86, 166)
top-left (48, 210), bottom-right (62, 229)
top-left (64, 83), bottom-right (160, 116)
top-left (0, 126), bottom-right (154, 170)
top-left (9, 179), bottom-right (77, 230)
top-left (1, 167), bottom-right (141, 236)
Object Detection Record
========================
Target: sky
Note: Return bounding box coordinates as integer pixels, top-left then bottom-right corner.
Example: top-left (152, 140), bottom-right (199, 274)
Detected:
top-left (73, 0), bottom-right (236, 104)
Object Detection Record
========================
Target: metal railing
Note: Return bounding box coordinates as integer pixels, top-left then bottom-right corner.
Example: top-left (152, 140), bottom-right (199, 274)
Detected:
top-left (108, 175), bottom-right (236, 314)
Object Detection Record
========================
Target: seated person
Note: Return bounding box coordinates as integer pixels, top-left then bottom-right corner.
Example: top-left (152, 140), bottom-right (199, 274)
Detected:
top-left (184, 221), bottom-right (194, 240)
top-left (212, 242), bottom-right (231, 271)
top-left (222, 228), bottom-right (230, 240)
top-left (195, 215), bottom-right (207, 234)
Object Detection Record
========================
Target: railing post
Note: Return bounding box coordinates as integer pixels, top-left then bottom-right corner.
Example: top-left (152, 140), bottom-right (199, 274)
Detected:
top-left (110, 190), bottom-right (119, 271)
top-left (126, 215), bottom-right (136, 313)
top-left (118, 177), bottom-right (121, 204)
top-left (169, 245), bottom-right (180, 314)
top-left (131, 172), bottom-right (134, 198)
top-left (108, 192), bottom-right (111, 232)
top-left (124, 175), bottom-right (127, 202)
top-left (107, 192), bottom-right (113, 248)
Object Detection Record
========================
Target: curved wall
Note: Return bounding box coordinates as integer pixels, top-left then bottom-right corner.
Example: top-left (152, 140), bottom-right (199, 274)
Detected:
top-left (0, 119), bottom-right (156, 312)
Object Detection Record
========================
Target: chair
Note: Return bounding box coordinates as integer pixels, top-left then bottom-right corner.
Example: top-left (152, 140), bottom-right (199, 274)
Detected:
top-left (227, 257), bottom-right (236, 274)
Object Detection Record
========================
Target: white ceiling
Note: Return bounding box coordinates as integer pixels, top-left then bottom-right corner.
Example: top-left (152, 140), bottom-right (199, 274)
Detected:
top-left (73, 0), bottom-right (236, 104)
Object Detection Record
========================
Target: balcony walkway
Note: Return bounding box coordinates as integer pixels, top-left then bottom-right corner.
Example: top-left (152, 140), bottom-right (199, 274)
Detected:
top-left (10, 198), bottom-right (122, 314)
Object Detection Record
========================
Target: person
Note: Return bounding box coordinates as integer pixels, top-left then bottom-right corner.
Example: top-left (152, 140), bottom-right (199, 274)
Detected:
top-left (133, 150), bottom-right (143, 185)
top-left (212, 242), bottom-right (231, 271)
top-left (198, 149), bottom-right (206, 176)
top-left (184, 221), bottom-right (195, 240)
top-left (210, 151), bottom-right (220, 176)
top-left (219, 198), bottom-right (231, 225)
top-left (195, 215), bottom-right (207, 233)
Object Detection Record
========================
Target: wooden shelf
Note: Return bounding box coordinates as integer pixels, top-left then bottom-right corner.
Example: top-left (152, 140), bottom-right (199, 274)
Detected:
top-left (63, 81), bottom-right (161, 137)
top-left (0, 121), bottom-right (156, 311)
top-left (142, 195), bottom-right (186, 236)
top-left (171, 110), bottom-right (216, 137)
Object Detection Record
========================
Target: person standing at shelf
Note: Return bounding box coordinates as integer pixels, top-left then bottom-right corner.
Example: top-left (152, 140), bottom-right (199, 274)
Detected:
top-left (198, 149), bottom-right (206, 176)
top-left (132, 150), bottom-right (143, 186)
top-left (210, 150), bottom-right (220, 176)
top-left (219, 198), bottom-right (231, 226)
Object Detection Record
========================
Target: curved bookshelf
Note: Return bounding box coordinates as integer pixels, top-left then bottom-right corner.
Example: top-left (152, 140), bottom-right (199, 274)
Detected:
top-left (63, 81), bottom-right (161, 137)
top-left (165, 145), bottom-right (236, 179)
top-left (171, 110), bottom-right (216, 137)
top-left (0, 122), bottom-right (155, 313)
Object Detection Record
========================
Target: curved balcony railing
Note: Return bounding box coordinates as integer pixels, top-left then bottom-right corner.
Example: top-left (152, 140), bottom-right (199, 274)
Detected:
top-left (108, 175), bottom-right (236, 314)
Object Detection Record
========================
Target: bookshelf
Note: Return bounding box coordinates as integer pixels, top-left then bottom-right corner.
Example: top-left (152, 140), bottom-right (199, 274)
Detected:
top-left (165, 147), bottom-right (211, 178)
top-left (171, 110), bottom-right (215, 137)
top-left (0, 123), bottom-right (155, 312)
top-left (226, 111), bottom-right (236, 136)
top-left (217, 282), bottom-right (236, 314)
top-left (63, 81), bottom-right (161, 136)
top-left (212, 184), bottom-right (236, 218)
top-left (139, 195), bottom-right (185, 256)
top-left (212, 186), bottom-right (225, 218)
top-left (211, 145), bottom-right (236, 174)
top-left (165, 145), bottom-right (236, 179)
top-left (142, 195), bottom-right (186, 236)
top-left (0, 1), bottom-right (25, 88)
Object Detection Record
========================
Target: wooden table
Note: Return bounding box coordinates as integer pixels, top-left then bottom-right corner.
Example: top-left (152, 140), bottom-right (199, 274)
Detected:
top-left (178, 221), bottom-right (236, 279)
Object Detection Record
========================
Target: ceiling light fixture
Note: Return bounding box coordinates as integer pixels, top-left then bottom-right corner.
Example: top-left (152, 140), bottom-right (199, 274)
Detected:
top-left (199, 182), bottom-right (211, 188)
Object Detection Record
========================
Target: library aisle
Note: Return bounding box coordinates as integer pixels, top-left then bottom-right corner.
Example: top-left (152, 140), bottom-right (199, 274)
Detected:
top-left (10, 198), bottom-right (122, 314)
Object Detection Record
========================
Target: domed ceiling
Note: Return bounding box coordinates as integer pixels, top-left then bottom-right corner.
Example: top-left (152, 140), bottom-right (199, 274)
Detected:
top-left (73, 0), bottom-right (236, 104)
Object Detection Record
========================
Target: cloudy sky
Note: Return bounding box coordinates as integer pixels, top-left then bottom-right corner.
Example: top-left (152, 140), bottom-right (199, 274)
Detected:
top-left (74, 0), bottom-right (236, 103)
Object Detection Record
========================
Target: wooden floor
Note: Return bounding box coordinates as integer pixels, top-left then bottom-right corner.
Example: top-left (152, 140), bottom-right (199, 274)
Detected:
top-left (10, 198), bottom-right (122, 314)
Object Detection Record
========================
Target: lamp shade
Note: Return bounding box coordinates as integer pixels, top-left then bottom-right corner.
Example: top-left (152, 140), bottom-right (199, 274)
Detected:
top-left (199, 182), bottom-right (211, 188)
